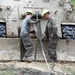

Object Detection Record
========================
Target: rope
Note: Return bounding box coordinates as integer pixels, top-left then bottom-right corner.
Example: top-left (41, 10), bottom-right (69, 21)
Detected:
top-left (39, 38), bottom-right (64, 74)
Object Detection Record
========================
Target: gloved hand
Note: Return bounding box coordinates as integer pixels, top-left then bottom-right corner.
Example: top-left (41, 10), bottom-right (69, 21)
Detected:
top-left (41, 33), bottom-right (46, 40)
top-left (35, 20), bottom-right (40, 24)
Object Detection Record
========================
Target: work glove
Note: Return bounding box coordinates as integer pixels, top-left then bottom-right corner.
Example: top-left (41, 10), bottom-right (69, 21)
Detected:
top-left (35, 20), bottom-right (40, 23)
top-left (41, 33), bottom-right (46, 40)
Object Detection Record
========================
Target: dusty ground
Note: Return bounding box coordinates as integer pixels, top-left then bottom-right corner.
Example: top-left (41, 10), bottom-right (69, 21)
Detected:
top-left (0, 61), bottom-right (75, 75)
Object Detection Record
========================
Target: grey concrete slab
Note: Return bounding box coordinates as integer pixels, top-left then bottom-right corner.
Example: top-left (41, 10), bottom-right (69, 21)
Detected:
top-left (56, 40), bottom-right (75, 61)
top-left (0, 38), bottom-right (20, 61)
top-left (0, 38), bottom-right (50, 61)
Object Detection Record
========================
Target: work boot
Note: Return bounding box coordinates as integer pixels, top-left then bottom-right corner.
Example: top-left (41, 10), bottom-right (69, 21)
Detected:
top-left (48, 57), bottom-right (56, 62)
top-left (22, 56), bottom-right (33, 62)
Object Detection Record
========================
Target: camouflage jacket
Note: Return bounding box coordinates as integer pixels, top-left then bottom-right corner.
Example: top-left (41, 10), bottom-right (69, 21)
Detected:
top-left (45, 17), bottom-right (57, 39)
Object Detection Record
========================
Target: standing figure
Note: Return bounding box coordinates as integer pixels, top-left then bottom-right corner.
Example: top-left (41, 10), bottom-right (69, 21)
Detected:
top-left (42, 9), bottom-right (58, 61)
top-left (20, 10), bottom-right (34, 61)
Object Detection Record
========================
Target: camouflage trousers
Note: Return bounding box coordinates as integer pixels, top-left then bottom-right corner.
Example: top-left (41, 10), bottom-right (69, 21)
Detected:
top-left (20, 32), bottom-right (34, 57)
top-left (48, 35), bottom-right (59, 60)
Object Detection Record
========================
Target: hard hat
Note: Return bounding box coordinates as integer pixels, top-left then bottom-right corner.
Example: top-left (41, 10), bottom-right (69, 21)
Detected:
top-left (42, 9), bottom-right (50, 16)
top-left (25, 10), bottom-right (33, 15)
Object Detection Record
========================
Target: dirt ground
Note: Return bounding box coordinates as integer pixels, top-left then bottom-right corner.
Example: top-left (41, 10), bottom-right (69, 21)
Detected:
top-left (0, 61), bottom-right (75, 75)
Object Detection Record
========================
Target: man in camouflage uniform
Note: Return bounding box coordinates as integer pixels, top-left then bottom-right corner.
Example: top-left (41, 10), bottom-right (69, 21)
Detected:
top-left (42, 9), bottom-right (59, 61)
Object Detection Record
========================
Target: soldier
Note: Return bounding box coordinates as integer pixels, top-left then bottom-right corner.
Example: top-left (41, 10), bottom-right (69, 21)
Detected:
top-left (42, 9), bottom-right (58, 61)
top-left (20, 10), bottom-right (34, 61)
